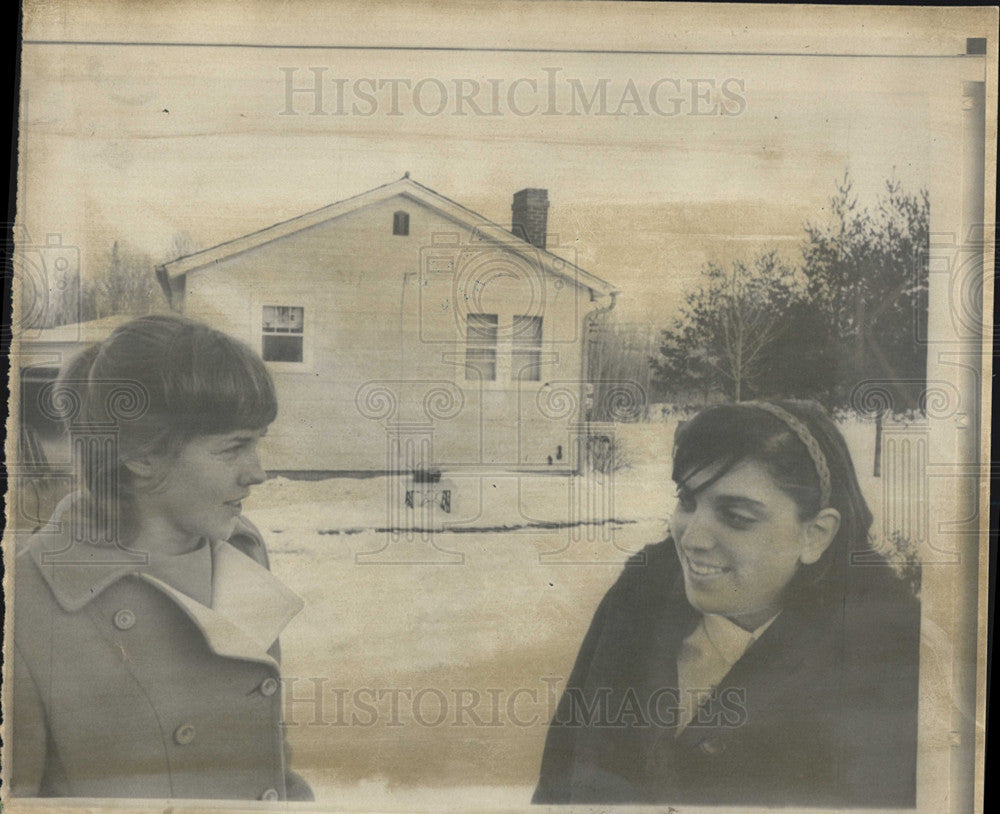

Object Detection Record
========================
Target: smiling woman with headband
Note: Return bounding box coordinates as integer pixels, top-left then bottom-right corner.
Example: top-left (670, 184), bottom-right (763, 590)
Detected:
top-left (533, 399), bottom-right (920, 808)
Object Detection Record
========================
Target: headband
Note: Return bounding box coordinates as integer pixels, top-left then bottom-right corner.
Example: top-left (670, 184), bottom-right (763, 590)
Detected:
top-left (745, 402), bottom-right (832, 508)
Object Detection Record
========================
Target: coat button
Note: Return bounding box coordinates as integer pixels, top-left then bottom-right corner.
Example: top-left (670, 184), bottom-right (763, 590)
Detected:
top-left (173, 724), bottom-right (196, 745)
top-left (260, 788), bottom-right (280, 801)
top-left (698, 738), bottom-right (726, 756)
top-left (113, 609), bottom-right (136, 630)
top-left (260, 677), bottom-right (279, 697)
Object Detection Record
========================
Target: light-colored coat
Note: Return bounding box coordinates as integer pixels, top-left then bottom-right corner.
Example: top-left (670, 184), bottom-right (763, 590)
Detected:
top-left (11, 515), bottom-right (312, 801)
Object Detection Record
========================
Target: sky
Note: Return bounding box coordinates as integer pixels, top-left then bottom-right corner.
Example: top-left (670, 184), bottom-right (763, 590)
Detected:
top-left (17, 2), bottom-right (974, 326)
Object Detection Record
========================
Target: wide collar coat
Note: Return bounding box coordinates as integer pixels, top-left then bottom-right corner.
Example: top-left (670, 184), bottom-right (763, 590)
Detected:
top-left (11, 515), bottom-right (312, 801)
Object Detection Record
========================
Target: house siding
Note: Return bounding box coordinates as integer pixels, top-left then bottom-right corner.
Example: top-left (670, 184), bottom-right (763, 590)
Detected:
top-left (182, 195), bottom-right (596, 472)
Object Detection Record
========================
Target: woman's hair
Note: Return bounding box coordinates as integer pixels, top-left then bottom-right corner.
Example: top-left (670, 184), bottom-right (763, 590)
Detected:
top-left (54, 314), bottom-right (277, 542)
top-left (671, 399), bottom-right (874, 604)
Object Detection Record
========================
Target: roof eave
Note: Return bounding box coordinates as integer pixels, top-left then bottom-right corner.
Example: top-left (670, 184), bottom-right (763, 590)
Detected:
top-left (159, 177), bottom-right (618, 295)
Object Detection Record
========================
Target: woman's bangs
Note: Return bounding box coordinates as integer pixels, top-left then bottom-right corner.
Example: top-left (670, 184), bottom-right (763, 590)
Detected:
top-left (175, 331), bottom-right (278, 436)
top-left (672, 405), bottom-right (747, 485)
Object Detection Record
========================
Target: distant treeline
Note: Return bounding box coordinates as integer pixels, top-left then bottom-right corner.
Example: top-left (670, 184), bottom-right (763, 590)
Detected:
top-left (587, 172), bottom-right (929, 423)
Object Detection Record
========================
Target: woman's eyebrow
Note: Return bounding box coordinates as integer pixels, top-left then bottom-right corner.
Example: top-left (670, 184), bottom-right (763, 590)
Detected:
top-left (712, 494), bottom-right (768, 510)
top-left (218, 432), bottom-right (257, 445)
top-left (223, 427), bottom-right (268, 441)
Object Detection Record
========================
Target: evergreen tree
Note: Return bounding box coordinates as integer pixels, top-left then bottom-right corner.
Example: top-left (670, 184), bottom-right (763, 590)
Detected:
top-left (801, 173), bottom-right (929, 473)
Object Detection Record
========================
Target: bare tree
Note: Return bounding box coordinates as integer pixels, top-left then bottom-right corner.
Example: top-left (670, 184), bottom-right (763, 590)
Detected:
top-left (587, 318), bottom-right (658, 421)
top-left (168, 231), bottom-right (195, 261)
top-left (81, 241), bottom-right (162, 320)
top-left (654, 251), bottom-right (799, 403)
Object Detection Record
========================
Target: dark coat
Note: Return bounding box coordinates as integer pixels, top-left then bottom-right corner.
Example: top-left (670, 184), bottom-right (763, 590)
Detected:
top-left (11, 515), bottom-right (313, 801)
top-left (533, 539), bottom-right (920, 808)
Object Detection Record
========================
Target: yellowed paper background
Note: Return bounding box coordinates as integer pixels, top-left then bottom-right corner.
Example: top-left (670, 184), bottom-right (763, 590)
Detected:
top-left (4, 2), bottom-right (996, 812)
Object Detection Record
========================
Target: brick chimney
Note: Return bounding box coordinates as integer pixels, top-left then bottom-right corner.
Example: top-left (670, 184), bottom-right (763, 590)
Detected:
top-left (511, 188), bottom-right (549, 250)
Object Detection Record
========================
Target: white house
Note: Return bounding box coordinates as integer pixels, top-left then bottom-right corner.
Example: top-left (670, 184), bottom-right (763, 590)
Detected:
top-left (156, 176), bottom-right (619, 475)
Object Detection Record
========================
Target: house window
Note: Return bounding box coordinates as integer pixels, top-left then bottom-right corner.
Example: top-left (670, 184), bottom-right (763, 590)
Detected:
top-left (465, 313), bottom-right (498, 381)
top-left (512, 315), bottom-right (542, 382)
top-left (262, 305), bottom-right (304, 363)
top-left (393, 210), bottom-right (410, 236)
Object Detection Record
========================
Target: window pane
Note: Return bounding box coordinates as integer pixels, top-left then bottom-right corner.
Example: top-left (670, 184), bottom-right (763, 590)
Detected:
top-left (465, 314), bottom-right (498, 381)
top-left (263, 305), bottom-right (304, 334)
top-left (513, 315), bottom-right (542, 346)
top-left (263, 334), bottom-right (303, 363)
top-left (467, 313), bottom-right (498, 343)
top-left (513, 316), bottom-right (542, 381)
top-left (513, 350), bottom-right (542, 381)
top-left (465, 349), bottom-right (496, 381)
top-left (393, 210), bottom-right (410, 236)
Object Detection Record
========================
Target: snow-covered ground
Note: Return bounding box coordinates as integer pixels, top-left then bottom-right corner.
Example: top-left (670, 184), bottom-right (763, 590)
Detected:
top-left (245, 414), bottom-right (917, 806)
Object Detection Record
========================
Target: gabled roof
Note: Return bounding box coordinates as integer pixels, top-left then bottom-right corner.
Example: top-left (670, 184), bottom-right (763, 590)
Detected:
top-left (156, 176), bottom-right (617, 297)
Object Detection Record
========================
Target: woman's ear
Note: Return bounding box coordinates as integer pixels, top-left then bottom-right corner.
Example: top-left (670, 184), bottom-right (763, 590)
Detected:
top-left (799, 508), bottom-right (841, 565)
